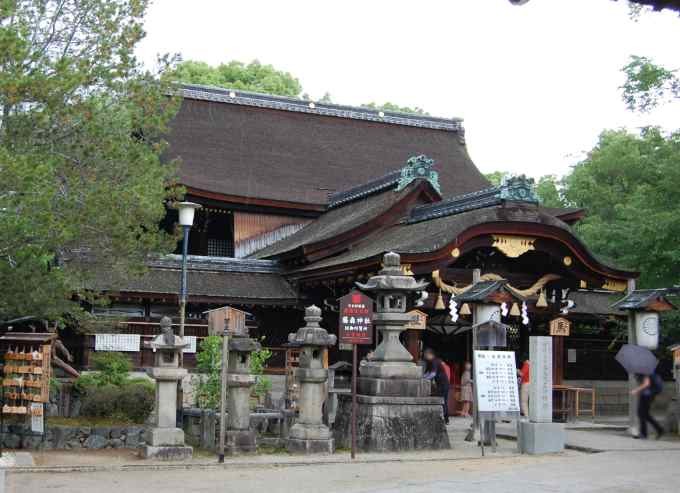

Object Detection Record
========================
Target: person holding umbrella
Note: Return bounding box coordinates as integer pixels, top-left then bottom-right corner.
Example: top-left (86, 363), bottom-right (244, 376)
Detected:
top-left (616, 344), bottom-right (665, 440)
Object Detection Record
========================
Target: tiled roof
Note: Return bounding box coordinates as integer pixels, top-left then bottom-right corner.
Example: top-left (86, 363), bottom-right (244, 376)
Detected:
top-left (85, 257), bottom-right (296, 304)
top-left (611, 289), bottom-right (672, 310)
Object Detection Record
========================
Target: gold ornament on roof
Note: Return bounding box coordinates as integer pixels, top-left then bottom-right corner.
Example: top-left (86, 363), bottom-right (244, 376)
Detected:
top-left (491, 235), bottom-right (536, 258)
top-left (602, 279), bottom-right (627, 292)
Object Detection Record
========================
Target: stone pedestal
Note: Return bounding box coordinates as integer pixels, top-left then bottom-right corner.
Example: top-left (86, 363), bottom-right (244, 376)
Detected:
top-left (142, 317), bottom-right (193, 460)
top-left (518, 336), bottom-right (564, 455)
top-left (225, 336), bottom-right (260, 454)
top-left (518, 421), bottom-right (565, 454)
top-left (333, 394), bottom-right (449, 452)
top-left (286, 306), bottom-right (336, 455)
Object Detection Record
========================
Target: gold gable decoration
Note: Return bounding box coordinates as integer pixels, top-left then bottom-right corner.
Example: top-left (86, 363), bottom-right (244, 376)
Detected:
top-left (602, 279), bottom-right (627, 292)
top-left (431, 270), bottom-right (561, 299)
top-left (492, 235), bottom-right (536, 258)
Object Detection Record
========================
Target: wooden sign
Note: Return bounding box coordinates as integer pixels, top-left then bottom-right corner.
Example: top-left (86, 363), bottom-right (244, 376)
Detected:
top-left (338, 291), bottom-right (374, 345)
top-left (206, 306), bottom-right (248, 336)
top-left (404, 309), bottom-right (427, 331)
top-left (549, 317), bottom-right (571, 337)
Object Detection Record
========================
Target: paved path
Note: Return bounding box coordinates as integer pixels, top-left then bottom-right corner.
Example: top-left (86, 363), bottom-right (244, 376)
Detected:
top-left (7, 449), bottom-right (680, 493)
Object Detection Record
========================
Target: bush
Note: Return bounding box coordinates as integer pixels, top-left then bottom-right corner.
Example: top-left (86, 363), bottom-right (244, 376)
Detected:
top-left (194, 336), bottom-right (221, 409)
top-left (80, 382), bottom-right (154, 423)
top-left (75, 352), bottom-right (133, 391)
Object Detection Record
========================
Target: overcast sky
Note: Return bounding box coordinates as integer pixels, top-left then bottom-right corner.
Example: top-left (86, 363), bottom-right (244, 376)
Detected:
top-left (137, 0), bottom-right (680, 179)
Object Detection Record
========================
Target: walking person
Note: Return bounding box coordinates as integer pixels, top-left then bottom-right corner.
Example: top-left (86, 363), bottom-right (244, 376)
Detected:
top-left (518, 357), bottom-right (530, 417)
top-left (460, 361), bottom-right (473, 418)
top-left (423, 348), bottom-right (451, 425)
top-left (631, 372), bottom-right (665, 439)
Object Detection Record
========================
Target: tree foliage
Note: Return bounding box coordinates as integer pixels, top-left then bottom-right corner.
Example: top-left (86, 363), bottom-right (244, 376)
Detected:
top-left (621, 55), bottom-right (680, 112)
top-left (361, 101), bottom-right (428, 116)
top-left (172, 59), bottom-right (302, 97)
top-left (565, 128), bottom-right (680, 287)
top-left (0, 0), bottom-right (181, 321)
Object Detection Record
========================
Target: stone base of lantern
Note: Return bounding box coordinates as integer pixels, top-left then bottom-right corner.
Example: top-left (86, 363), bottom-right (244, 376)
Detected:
top-left (357, 377), bottom-right (431, 397)
top-left (333, 394), bottom-right (450, 452)
top-left (226, 429), bottom-right (257, 454)
top-left (142, 427), bottom-right (193, 461)
top-left (286, 423), bottom-right (335, 454)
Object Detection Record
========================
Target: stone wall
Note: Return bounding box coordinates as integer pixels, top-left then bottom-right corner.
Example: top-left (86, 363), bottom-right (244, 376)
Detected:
top-left (1, 424), bottom-right (146, 450)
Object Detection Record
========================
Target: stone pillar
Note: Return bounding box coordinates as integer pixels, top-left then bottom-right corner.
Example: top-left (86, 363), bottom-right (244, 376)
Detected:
top-left (286, 305), bottom-right (337, 454)
top-left (519, 336), bottom-right (565, 454)
top-left (225, 334), bottom-right (260, 454)
top-left (143, 316), bottom-right (193, 460)
top-left (333, 252), bottom-right (450, 452)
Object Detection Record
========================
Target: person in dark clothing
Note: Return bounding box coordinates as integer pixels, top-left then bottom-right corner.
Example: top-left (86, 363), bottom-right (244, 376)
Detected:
top-left (631, 373), bottom-right (664, 439)
top-left (423, 348), bottom-right (450, 424)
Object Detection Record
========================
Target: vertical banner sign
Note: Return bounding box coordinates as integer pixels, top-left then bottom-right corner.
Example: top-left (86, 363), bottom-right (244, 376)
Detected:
top-left (338, 290), bottom-right (374, 460)
top-left (338, 291), bottom-right (374, 345)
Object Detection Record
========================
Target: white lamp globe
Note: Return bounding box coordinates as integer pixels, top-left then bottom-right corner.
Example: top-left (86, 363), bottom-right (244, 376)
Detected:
top-left (177, 201), bottom-right (201, 227)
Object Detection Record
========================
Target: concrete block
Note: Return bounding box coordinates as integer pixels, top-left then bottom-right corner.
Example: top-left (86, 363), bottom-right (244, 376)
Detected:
top-left (519, 421), bottom-right (565, 455)
top-left (286, 438), bottom-right (334, 455)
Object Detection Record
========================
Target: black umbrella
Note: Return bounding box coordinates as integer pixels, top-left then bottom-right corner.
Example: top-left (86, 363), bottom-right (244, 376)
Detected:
top-left (615, 344), bottom-right (658, 376)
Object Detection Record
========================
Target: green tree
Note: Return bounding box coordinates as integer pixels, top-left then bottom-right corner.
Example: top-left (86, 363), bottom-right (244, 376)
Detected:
top-left (362, 101), bottom-right (428, 116)
top-left (535, 175), bottom-right (566, 208)
top-left (621, 55), bottom-right (680, 112)
top-left (564, 128), bottom-right (680, 287)
top-left (0, 0), bottom-right (180, 322)
top-left (484, 171), bottom-right (504, 187)
top-left (172, 60), bottom-right (303, 97)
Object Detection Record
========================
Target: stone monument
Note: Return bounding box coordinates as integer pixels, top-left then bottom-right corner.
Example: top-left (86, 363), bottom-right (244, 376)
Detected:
top-left (226, 323), bottom-right (261, 454)
top-left (286, 305), bottom-right (337, 454)
top-left (333, 252), bottom-right (451, 451)
top-left (143, 316), bottom-right (193, 460)
top-left (519, 336), bottom-right (565, 454)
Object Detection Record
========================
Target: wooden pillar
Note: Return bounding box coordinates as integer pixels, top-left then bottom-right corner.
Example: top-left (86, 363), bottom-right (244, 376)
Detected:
top-left (627, 278), bottom-right (637, 434)
top-left (552, 335), bottom-right (564, 386)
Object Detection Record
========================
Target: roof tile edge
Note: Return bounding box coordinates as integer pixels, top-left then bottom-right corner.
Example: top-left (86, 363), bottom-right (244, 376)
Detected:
top-left (176, 84), bottom-right (464, 133)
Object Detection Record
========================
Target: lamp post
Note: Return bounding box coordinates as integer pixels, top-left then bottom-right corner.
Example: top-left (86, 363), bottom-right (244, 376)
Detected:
top-left (177, 201), bottom-right (201, 367)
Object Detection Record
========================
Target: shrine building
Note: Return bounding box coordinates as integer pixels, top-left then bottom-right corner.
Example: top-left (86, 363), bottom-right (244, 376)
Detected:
top-left (76, 84), bottom-right (642, 412)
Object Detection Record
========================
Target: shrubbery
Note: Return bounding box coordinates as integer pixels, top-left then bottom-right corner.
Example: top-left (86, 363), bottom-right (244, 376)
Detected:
top-left (75, 352), bottom-right (154, 423)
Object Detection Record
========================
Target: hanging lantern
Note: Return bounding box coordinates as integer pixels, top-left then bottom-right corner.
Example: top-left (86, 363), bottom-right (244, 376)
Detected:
top-left (536, 289), bottom-right (548, 308)
top-left (510, 302), bottom-right (520, 317)
top-left (434, 289), bottom-right (445, 310)
top-left (460, 303), bottom-right (471, 316)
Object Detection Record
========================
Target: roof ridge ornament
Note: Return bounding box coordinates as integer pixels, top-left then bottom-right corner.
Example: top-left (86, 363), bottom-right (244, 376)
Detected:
top-left (499, 174), bottom-right (538, 203)
top-left (396, 155), bottom-right (441, 194)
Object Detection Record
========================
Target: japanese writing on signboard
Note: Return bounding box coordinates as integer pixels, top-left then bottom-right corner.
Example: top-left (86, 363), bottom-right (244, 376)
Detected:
top-left (473, 350), bottom-right (520, 414)
top-left (338, 291), bottom-right (374, 345)
top-left (549, 317), bottom-right (570, 337)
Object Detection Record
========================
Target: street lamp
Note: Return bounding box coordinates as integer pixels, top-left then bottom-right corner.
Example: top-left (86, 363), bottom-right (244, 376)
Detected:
top-left (176, 201), bottom-right (201, 366)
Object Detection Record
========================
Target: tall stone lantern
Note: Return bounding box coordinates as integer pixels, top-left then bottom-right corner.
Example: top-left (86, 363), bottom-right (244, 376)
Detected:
top-left (286, 305), bottom-right (337, 454)
top-left (333, 252), bottom-right (451, 451)
top-left (356, 252), bottom-right (430, 396)
top-left (143, 316), bottom-right (193, 460)
top-left (226, 325), bottom-right (260, 454)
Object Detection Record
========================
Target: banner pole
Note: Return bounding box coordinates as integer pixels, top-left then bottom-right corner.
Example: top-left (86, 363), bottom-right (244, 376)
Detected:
top-left (351, 344), bottom-right (358, 460)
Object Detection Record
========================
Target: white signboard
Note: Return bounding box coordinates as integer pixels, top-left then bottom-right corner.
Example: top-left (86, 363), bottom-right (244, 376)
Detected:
top-left (529, 336), bottom-right (553, 423)
top-left (95, 334), bottom-right (140, 352)
top-left (31, 403), bottom-right (44, 434)
top-left (182, 336), bottom-right (197, 354)
top-left (473, 350), bottom-right (520, 414)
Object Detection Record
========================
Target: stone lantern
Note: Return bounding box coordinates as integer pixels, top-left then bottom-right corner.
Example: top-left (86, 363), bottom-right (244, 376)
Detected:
top-left (355, 251), bottom-right (430, 396)
top-left (226, 324), bottom-right (261, 454)
top-left (286, 305), bottom-right (337, 454)
top-left (143, 316), bottom-right (193, 460)
top-left (333, 252), bottom-right (450, 452)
